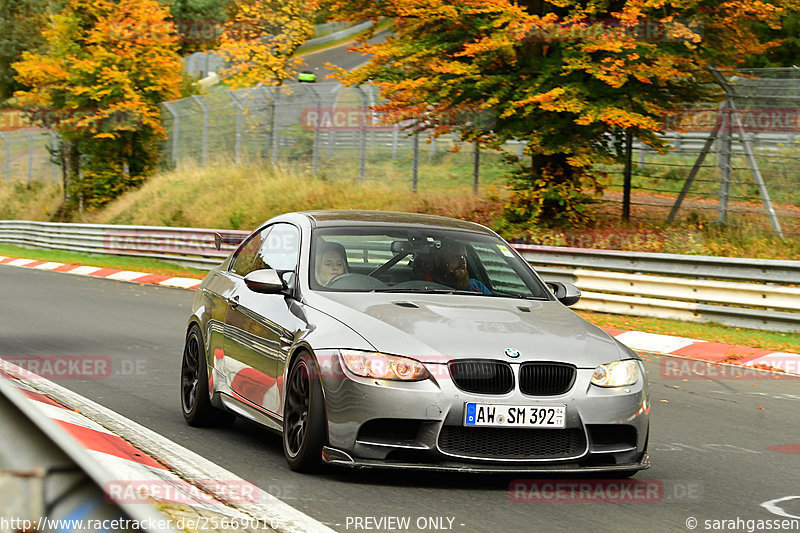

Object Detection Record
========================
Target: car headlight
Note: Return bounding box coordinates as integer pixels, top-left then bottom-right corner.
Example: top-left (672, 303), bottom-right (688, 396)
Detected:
top-left (591, 360), bottom-right (640, 387)
top-left (339, 351), bottom-right (431, 381)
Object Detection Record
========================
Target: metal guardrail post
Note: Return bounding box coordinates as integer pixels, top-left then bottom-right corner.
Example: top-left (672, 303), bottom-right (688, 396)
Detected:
top-left (191, 95), bottom-right (209, 167)
top-left (0, 132), bottom-right (9, 181)
top-left (162, 102), bottom-right (179, 167)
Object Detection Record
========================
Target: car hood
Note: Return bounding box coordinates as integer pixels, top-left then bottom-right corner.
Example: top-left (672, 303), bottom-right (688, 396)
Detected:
top-left (304, 292), bottom-right (627, 368)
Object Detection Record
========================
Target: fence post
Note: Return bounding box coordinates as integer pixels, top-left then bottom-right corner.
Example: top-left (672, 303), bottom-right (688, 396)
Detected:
top-left (411, 132), bottom-right (419, 192)
top-left (162, 102), bottom-right (180, 167)
top-left (22, 130), bottom-right (34, 184)
top-left (228, 91), bottom-right (243, 164)
top-left (472, 142), bottom-right (479, 195)
top-left (50, 132), bottom-right (59, 183)
top-left (357, 86), bottom-right (367, 182)
top-left (192, 95), bottom-right (209, 167)
top-left (266, 88), bottom-right (279, 167)
top-left (392, 125), bottom-right (399, 160)
top-left (716, 99), bottom-right (732, 224)
top-left (0, 132), bottom-right (9, 181)
top-left (306, 85), bottom-right (321, 174)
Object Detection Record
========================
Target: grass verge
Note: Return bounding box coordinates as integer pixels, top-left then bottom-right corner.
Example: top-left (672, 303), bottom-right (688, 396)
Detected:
top-left (576, 309), bottom-right (800, 355)
top-left (0, 243), bottom-right (207, 279)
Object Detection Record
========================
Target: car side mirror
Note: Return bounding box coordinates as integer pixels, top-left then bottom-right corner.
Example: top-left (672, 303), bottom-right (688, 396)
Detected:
top-left (546, 281), bottom-right (581, 306)
top-left (244, 269), bottom-right (285, 294)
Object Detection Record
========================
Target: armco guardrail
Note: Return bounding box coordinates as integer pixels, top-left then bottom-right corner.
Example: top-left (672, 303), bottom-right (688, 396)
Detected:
top-left (0, 374), bottom-right (174, 532)
top-left (0, 220), bottom-right (248, 269)
top-left (1, 221), bottom-right (798, 332)
top-left (517, 244), bottom-right (800, 332)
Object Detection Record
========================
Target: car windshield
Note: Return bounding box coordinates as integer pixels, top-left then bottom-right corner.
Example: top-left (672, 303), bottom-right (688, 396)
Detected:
top-left (310, 226), bottom-right (550, 299)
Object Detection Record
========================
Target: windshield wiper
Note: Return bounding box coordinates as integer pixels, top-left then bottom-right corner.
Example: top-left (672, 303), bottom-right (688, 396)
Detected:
top-left (371, 288), bottom-right (492, 296)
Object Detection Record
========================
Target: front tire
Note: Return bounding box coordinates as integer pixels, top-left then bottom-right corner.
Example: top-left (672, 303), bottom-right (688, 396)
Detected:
top-left (181, 324), bottom-right (235, 427)
top-left (283, 352), bottom-right (326, 472)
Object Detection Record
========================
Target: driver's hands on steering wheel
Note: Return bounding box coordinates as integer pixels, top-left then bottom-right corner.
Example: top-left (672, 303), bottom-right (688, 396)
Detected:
top-left (324, 273), bottom-right (349, 286)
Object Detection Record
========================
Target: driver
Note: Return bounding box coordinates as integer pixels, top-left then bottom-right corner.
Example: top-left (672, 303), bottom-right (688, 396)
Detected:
top-left (432, 241), bottom-right (492, 294)
top-left (315, 242), bottom-right (348, 285)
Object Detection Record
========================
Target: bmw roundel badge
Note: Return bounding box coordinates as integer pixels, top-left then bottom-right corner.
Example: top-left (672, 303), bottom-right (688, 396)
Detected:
top-left (505, 348), bottom-right (520, 358)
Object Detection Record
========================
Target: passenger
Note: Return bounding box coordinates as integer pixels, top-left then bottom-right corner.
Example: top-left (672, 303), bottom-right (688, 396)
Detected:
top-left (315, 242), bottom-right (348, 285)
top-left (431, 241), bottom-right (492, 294)
top-left (412, 251), bottom-right (435, 282)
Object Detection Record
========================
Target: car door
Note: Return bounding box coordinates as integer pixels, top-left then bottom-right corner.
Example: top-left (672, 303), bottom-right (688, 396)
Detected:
top-left (223, 223), bottom-right (302, 415)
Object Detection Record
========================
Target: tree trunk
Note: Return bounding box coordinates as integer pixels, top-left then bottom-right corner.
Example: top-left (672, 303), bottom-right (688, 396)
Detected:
top-left (61, 139), bottom-right (80, 202)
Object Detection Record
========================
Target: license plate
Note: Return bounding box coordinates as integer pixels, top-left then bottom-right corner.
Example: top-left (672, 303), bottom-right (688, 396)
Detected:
top-left (463, 403), bottom-right (566, 428)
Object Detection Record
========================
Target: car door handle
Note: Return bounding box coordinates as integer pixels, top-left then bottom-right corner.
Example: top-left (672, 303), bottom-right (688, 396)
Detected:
top-left (228, 295), bottom-right (239, 308)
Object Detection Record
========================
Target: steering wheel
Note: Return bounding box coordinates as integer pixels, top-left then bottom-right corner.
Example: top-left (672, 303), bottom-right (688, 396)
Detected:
top-left (325, 273), bottom-right (389, 290)
top-left (324, 273), bottom-right (353, 287)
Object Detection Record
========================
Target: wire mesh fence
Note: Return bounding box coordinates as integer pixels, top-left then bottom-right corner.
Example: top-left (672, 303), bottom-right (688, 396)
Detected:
top-left (601, 67), bottom-right (800, 237)
top-left (0, 129), bottom-right (60, 184)
top-left (158, 81), bottom-right (518, 193)
top-left (2, 68), bottom-right (798, 238)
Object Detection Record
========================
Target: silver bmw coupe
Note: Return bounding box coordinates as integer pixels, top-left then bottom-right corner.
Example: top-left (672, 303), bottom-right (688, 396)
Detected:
top-left (181, 210), bottom-right (650, 474)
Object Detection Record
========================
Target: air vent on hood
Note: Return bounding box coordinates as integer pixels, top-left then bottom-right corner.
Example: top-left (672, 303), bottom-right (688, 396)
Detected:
top-left (392, 301), bottom-right (419, 308)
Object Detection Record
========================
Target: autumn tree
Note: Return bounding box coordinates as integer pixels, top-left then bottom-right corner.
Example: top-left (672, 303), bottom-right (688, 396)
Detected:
top-left (217, 0), bottom-right (315, 88)
top-left (13, 0), bottom-right (184, 210)
top-left (328, 0), bottom-right (799, 227)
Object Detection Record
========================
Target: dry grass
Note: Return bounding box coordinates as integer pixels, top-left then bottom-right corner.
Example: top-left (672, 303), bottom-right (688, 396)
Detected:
top-left (83, 161), bottom-right (502, 230)
top-left (0, 181), bottom-right (64, 220)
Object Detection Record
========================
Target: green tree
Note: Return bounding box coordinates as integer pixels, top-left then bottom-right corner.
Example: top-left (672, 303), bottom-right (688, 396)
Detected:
top-left (744, 11), bottom-right (800, 67)
top-left (13, 0), bottom-right (184, 210)
top-left (0, 0), bottom-right (50, 102)
top-left (159, 0), bottom-right (234, 55)
top-left (329, 0), bottom-right (800, 227)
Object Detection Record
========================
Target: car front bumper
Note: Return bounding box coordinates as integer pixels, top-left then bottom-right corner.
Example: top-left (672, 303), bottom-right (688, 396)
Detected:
top-left (316, 351), bottom-right (650, 472)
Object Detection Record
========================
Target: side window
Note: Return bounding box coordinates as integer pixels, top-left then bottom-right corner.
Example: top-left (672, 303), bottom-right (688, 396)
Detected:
top-left (230, 228), bottom-right (268, 277)
top-left (253, 224), bottom-right (300, 272)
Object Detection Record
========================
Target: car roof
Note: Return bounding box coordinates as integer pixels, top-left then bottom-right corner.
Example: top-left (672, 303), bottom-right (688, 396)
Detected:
top-left (298, 210), bottom-right (494, 234)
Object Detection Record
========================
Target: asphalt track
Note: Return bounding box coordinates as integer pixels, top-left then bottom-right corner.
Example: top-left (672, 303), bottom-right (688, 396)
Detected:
top-left (296, 30), bottom-right (391, 82)
top-left (2, 265), bottom-right (800, 533)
